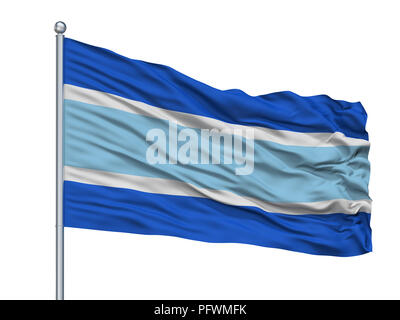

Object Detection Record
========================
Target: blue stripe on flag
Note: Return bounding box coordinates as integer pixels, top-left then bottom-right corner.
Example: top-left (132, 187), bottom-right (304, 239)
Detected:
top-left (64, 38), bottom-right (368, 140)
top-left (64, 180), bottom-right (372, 257)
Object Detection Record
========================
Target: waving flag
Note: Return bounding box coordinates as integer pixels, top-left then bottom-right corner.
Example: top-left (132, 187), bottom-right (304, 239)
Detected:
top-left (62, 38), bottom-right (371, 256)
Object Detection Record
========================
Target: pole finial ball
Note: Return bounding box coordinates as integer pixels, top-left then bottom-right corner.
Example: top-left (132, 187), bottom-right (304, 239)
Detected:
top-left (54, 21), bottom-right (67, 34)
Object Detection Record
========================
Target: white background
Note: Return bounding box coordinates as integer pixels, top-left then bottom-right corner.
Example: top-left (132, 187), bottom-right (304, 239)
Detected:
top-left (0, 0), bottom-right (399, 300)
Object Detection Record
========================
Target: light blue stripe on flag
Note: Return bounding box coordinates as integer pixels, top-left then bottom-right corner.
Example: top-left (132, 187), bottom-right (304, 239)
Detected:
top-left (64, 99), bottom-right (370, 204)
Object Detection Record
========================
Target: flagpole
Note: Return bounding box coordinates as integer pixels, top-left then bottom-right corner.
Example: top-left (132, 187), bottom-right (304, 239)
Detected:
top-left (55, 21), bottom-right (66, 300)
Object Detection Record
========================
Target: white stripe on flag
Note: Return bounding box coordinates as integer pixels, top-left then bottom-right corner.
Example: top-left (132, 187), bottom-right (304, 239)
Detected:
top-left (64, 84), bottom-right (370, 147)
top-left (64, 165), bottom-right (371, 215)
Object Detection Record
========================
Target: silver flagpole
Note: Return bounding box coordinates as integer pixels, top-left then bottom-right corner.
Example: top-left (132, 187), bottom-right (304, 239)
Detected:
top-left (55, 21), bottom-right (66, 300)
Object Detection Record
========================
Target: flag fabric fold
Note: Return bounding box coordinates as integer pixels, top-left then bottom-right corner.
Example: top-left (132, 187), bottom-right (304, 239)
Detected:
top-left (63, 38), bottom-right (371, 256)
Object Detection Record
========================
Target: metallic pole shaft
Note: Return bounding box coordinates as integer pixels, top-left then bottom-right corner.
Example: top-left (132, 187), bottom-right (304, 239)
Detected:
top-left (55, 21), bottom-right (66, 300)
